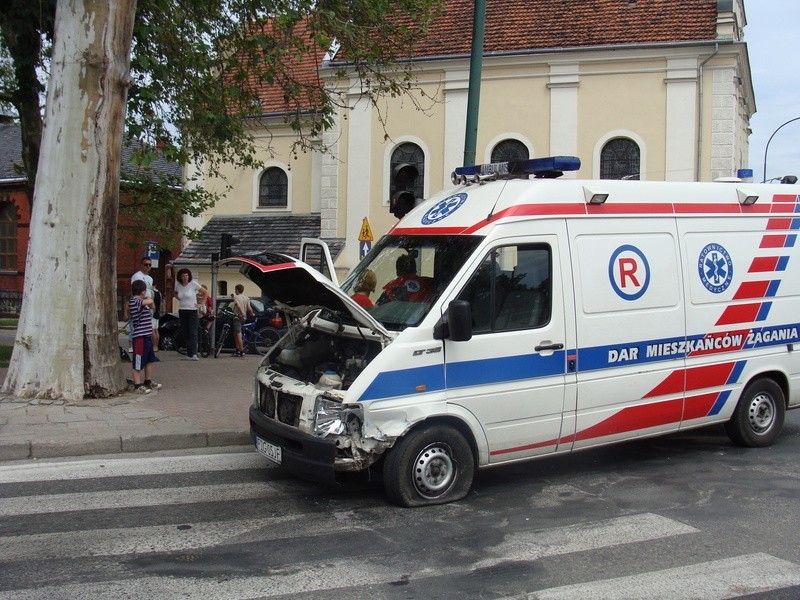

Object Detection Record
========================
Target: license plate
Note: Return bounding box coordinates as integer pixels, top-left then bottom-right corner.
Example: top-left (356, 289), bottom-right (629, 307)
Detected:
top-left (255, 437), bottom-right (282, 464)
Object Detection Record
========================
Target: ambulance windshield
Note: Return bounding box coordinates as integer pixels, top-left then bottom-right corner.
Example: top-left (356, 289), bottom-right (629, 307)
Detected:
top-left (341, 235), bottom-right (482, 330)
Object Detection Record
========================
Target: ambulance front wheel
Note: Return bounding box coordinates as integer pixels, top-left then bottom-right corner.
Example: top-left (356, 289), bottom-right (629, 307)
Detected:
top-left (725, 378), bottom-right (786, 448)
top-left (383, 424), bottom-right (475, 507)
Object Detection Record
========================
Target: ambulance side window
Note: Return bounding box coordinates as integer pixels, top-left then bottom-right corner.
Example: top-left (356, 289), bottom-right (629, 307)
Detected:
top-left (458, 244), bottom-right (551, 333)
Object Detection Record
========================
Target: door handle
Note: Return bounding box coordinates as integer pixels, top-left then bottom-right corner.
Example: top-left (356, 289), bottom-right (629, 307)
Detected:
top-left (535, 342), bottom-right (564, 352)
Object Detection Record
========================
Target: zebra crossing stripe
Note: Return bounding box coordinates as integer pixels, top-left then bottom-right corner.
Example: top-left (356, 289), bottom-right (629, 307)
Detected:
top-left (0, 505), bottom-right (693, 561)
top-left (0, 512), bottom-right (696, 597)
top-left (3, 551), bottom-right (796, 600)
top-left (2, 506), bottom-right (791, 599)
top-left (516, 553), bottom-right (800, 599)
top-left (0, 564), bottom-right (402, 600)
top-left (474, 512), bottom-right (697, 569)
top-left (0, 507), bottom-right (430, 560)
top-left (0, 518), bottom-right (285, 560)
top-left (0, 451), bottom-right (265, 484)
top-left (0, 482), bottom-right (279, 517)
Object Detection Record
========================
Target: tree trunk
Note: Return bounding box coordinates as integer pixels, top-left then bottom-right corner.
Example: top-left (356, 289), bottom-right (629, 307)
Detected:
top-left (2, 0), bottom-right (136, 400)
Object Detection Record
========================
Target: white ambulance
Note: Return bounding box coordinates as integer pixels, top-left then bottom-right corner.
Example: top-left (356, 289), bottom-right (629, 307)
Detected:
top-left (239, 156), bottom-right (800, 507)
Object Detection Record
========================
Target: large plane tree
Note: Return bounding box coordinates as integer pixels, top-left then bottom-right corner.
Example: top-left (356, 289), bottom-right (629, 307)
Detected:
top-left (0, 0), bottom-right (441, 400)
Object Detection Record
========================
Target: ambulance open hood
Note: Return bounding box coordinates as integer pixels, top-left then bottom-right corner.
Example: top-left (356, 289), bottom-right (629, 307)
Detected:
top-left (218, 254), bottom-right (393, 340)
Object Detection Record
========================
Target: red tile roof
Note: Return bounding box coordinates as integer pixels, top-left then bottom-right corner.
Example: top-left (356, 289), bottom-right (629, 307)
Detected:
top-left (249, 0), bottom-right (718, 113)
top-left (411, 0), bottom-right (718, 57)
top-left (230, 17), bottom-right (329, 116)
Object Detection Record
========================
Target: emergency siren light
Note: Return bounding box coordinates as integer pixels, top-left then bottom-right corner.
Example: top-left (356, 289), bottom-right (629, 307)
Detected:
top-left (452, 156), bottom-right (580, 185)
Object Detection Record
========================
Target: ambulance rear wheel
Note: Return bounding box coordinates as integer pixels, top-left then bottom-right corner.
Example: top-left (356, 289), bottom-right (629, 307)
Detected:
top-left (725, 378), bottom-right (785, 447)
top-left (383, 424), bottom-right (474, 507)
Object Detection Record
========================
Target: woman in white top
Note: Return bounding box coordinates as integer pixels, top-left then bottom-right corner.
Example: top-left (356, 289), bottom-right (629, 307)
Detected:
top-left (173, 268), bottom-right (202, 360)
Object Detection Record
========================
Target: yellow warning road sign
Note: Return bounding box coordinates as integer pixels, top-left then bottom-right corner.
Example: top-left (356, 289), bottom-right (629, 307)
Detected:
top-left (358, 217), bottom-right (374, 242)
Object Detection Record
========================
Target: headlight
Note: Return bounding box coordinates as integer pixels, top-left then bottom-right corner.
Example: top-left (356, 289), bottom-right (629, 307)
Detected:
top-left (314, 397), bottom-right (346, 436)
top-left (313, 397), bottom-right (361, 436)
top-left (252, 378), bottom-right (260, 408)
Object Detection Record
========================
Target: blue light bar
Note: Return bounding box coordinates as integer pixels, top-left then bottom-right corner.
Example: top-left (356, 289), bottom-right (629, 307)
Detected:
top-left (453, 156), bottom-right (581, 179)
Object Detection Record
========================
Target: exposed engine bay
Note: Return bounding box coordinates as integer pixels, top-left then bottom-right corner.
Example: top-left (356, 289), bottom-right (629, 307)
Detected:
top-left (254, 306), bottom-right (393, 471)
top-left (266, 307), bottom-right (385, 390)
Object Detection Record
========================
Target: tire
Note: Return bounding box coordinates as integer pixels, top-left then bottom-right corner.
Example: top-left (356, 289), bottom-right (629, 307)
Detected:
top-left (252, 327), bottom-right (281, 355)
top-left (725, 378), bottom-right (786, 447)
top-left (214, 325), bottom-right (229, 358)
top-left (383, 424), bottom-right (474, 507)
top-left (159, 334), bottom-right (175, 352)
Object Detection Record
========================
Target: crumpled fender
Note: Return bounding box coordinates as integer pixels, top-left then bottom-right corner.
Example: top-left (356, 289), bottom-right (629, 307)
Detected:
top-left (357, 397), bottom-right (489, 464)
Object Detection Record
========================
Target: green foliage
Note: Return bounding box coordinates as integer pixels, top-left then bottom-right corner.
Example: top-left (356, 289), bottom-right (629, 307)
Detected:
top-left (118, 168), bottom-right (216, 249)
top-left (0, 34), bottom-right (16, 117)
top-left (128, 0), bottom-right (443, 165)
top-left (1, 0), bottom-right (444, 238)
top-left (0, 2), bottom-right (54, 114)
top-left (0, 344), bottom-right (11, 368)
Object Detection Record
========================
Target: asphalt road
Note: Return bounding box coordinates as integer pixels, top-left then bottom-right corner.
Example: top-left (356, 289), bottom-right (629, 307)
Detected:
top-left (2, 410), bottom-right (800, 599)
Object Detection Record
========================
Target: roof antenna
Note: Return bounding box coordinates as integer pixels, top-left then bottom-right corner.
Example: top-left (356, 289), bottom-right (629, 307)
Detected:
top-left (486, 178), bottom-right (511, 222)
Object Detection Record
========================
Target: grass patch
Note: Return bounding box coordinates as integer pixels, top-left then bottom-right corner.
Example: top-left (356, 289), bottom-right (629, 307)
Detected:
top-left (0, 319), bottom-right (18, 328)
top-left (0, 345), bottom-right (11, 368)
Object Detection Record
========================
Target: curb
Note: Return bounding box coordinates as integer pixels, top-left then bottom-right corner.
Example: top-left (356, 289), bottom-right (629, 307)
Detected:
top-left (0, 429), bottom-right (251, 461)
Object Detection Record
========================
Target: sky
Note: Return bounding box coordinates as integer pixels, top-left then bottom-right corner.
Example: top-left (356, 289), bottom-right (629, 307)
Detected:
top-left (744, 1), bottom-right (800, 182)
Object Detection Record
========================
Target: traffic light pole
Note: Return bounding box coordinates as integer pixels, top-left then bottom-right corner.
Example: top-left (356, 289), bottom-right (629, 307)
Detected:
top-left (214, 232), bottom-right (239, 356)
top-left (211, 252), bottom-right (219, 357)
top-left (463, 0), bottom-right (486, 168)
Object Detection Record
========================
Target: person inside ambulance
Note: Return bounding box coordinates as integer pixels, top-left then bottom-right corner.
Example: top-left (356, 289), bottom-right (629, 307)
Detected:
top-left (377, 254), bottom-right (434, 304)
top-left (350, 269), bottom-right (377, 309)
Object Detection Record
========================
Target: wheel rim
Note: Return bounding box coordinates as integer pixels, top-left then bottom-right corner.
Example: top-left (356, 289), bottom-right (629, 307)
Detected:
top-left (412, 443), bottom-right (456, 498)
top-left (748, 391), bottom-right (776, 434)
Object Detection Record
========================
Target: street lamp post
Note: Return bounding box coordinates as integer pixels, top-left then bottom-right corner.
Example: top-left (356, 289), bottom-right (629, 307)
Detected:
top-left (762, 116), bottom-right (800, 183)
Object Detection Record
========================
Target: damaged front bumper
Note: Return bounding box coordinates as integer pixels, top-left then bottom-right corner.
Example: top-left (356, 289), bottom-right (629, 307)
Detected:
top-left (250, 405), bottom-right (338, 483)
top-left (249, 373), bottom-right (394, 482)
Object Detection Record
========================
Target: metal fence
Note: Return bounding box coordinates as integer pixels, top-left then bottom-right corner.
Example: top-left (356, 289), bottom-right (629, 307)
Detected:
top-left (0, 290), bottom-right (22, 318)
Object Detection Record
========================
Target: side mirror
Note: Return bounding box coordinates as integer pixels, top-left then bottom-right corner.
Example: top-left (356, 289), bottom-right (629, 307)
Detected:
top-left (434, 300), bottom-right (472, 342)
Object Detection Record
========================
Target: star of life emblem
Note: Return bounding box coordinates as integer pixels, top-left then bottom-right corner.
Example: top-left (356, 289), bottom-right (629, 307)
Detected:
top-left (698, 243), bottom-right (733, 294)
top-left (422, 193), bottom-right (467, 225)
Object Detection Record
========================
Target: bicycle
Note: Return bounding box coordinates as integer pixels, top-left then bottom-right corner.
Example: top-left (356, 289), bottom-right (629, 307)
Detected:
top-left (214, 309), bottom-right (281, 358)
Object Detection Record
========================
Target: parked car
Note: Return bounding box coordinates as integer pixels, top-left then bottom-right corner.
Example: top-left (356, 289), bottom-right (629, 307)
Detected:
top-left (158, 312), bottom-right (181, 351)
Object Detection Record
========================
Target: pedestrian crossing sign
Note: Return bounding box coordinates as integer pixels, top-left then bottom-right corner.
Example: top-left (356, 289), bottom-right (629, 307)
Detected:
top-left (358, 218), bottom-right (374, 242)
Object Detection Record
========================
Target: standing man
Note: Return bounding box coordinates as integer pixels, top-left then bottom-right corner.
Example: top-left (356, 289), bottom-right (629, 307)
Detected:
top-left (131, 256), bottom-right (159, 349)
top-left (232, 284), bottom-right (255, 357)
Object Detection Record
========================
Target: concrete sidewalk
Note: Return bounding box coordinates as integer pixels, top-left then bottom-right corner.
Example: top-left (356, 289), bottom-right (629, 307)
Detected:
top-left (0, 349), bottom-right (262, 461)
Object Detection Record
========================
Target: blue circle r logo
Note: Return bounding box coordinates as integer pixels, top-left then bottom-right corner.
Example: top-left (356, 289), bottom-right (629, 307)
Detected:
top-left (608, 245), bottom-right (651, 301)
